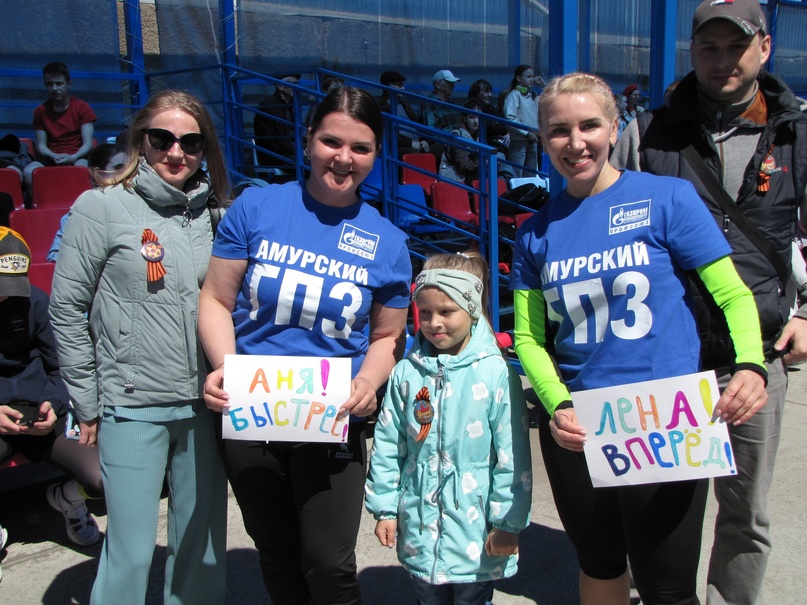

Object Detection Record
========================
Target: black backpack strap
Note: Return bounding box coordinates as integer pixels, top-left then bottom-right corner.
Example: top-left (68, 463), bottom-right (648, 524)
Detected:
top-left (680, 144), bottom-right (790, 284)
top-left (207, 193), bottom-right (222, 238)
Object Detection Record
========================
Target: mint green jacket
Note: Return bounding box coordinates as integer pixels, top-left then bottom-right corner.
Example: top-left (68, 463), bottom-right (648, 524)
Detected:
top-left (366, 321), bottom-right (532, 584)
top-left (50, 162), bottom-right (216, 422)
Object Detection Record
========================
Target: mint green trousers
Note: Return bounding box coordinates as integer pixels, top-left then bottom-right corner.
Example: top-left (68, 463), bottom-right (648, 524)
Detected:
top-left (91, 406), bottom-right (228, 605)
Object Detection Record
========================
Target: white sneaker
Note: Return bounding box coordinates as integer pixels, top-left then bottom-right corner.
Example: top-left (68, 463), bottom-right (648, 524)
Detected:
top-left (0, 525), bottom-right (7, 583)
top-left (45, 482), bottom-right (100, 546)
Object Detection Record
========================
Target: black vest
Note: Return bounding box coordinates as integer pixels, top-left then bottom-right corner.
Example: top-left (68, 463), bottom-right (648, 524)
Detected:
top-left (638, 71), bottom-right (807, 368)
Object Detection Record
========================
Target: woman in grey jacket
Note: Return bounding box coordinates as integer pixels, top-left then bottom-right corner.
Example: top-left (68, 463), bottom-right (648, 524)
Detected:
top-left (49, 90), bottom-right (231, 605)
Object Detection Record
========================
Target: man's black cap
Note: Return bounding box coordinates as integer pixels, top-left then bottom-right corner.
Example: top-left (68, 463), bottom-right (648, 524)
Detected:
top-left (380, 70), bottom-right (407, 85)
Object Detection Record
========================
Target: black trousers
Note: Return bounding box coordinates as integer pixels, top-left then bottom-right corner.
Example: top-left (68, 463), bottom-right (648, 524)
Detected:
top-left (221, 422), bottom-right (367, 605)
top-left (538, 407), bottom-right (707, 605)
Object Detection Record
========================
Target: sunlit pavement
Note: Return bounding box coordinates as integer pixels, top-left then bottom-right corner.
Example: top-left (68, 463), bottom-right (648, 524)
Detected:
top-left (1, 367), bottom-right (805, 604)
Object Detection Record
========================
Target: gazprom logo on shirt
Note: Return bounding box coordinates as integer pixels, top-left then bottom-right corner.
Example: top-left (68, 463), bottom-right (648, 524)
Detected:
top-left (609, 200), bottom-right (651, 235)
top-left (338, 223), bottom-right (380, 260)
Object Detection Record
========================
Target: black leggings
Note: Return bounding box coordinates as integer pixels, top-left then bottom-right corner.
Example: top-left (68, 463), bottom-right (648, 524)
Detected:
top-left (2, 416), bottom-right (103, 496)
top-left (538, 408), bottom-right (707, 605)
top-left (221, 422), bottom-right (367, 605)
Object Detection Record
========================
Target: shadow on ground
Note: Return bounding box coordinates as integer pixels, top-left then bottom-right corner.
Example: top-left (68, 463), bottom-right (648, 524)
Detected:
top-left (40, 546), bottom-right (271, 604)
top-left (358, 523), bottom-right (579, 605)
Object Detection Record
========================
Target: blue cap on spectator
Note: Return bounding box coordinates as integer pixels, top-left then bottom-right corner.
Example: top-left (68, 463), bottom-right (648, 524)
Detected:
top-left (433, 69), bottom-right (460, 83)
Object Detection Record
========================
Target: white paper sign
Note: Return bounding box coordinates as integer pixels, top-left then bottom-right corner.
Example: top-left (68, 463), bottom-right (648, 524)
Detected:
top-left (572, 371), bottom-right (736, 487)
top-left (222, 354), bottom-right (352, 443)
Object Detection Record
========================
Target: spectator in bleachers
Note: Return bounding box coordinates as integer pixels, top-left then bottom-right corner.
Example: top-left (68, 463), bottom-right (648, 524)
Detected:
top-left (420, 69), bottom-right (464, 165)
top-left (0, 227), bottom-right (102, 549)
top-left (419, 69), bottom-right (463, 132)
top-left (616, 84), bottom-right (644, 142)
top-left (467, 79), bottom-right (510, 153)
top-left (46, 142), bottom-right (126, 263)
top-left (622, 83), bottom-right (645, 121)
top-left (305, 74), bottom-right (345, 126)
top-left (441, 100), bottom-right (482, 185)
top-left (0, 133), bottom-right (35, 185)
top-left (377, 70), bottom-right (429, 156)
top-left (49, 90), bottom-right (231, 604)
top-left (616, 93), bottom-right (630, 138)
top-left (254, 72), bottom-right (301, 176)
top-left (442, 101), bottom-right (516, 187)
top-left (503, 65), bottom-right (540, 177)
top-left (22, 62), bottom-right (97, 194)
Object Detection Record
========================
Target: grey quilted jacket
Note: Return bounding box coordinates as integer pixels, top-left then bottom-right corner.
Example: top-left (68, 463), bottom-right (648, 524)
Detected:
top-left (49, 161), bottom-right (216, 422)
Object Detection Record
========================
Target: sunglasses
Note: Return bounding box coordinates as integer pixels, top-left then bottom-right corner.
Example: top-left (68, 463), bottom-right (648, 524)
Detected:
top-left (143, 128), bottom-right (206, 155)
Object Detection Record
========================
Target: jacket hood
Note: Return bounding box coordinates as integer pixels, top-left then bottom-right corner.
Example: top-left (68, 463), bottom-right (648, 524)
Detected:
top-left (408, 320), bottom-right (502, 375)
top-left (133, 158), bottom-right (211, 211)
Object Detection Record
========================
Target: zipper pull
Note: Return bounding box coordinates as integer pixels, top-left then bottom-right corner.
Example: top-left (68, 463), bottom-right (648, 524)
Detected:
top-left (435, 367), bottom-right (444, 390)
top-left (723, 215), bottom-right (730, 234)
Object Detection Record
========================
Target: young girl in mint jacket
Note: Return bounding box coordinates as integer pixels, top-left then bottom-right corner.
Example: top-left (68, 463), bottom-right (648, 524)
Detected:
top-left (366, 252), bottom-right (532, 604)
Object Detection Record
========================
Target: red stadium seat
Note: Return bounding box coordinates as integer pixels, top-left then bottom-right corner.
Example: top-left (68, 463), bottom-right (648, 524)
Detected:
top-left (28, 262), bottom-right (56, 296)
top-left (430, 181), bottom-right (478, 227)
top-left (8, 207), bottom-right (65, 263)
top-left (401, 153), bottom-right (437, 197)
top-left (471, 178), bottom-right (533, 228)
top-left (0, 167), bottom-right (25, 210)
top-left (470, 178), bottom-right (507, 222)
top-left (30, 166), bottom-right (92, 209)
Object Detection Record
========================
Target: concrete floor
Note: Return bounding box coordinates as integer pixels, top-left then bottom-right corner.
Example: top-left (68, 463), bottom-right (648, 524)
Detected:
top-left (1, 367), bottom-right (805, 604)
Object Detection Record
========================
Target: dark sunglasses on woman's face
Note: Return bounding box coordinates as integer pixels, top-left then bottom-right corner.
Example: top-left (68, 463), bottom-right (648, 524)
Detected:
top-left (143, 128), bottom-right (206, 155)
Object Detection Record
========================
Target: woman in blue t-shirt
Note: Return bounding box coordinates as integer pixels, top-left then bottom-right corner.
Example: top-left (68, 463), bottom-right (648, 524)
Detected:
top-left (509, 73), bottom-right (769, 605)
top-left (199, 87), bottom-right (412, 605)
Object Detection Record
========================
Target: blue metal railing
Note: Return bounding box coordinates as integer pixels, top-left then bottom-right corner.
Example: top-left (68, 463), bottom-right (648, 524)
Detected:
top-left (0, 62), bottom-right (550, 338)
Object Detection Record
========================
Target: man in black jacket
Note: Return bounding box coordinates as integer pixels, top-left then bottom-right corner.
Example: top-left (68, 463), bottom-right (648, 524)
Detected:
top-left (611, 1), bottom-right (807, 603)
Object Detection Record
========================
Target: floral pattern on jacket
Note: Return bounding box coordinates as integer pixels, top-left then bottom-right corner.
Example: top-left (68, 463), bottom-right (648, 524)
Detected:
top-left (366, 321), bottom-right (532, 584)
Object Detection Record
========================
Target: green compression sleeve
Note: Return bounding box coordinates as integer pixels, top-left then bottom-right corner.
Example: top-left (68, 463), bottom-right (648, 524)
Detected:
top-left (513, 289), bottom-right (573, 415)
top-left (696, 256), bottom-right (766, 372)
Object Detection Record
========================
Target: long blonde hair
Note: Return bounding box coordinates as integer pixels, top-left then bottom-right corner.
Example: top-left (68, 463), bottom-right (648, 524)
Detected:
top-left (98, 90), bottom-right (232, 205)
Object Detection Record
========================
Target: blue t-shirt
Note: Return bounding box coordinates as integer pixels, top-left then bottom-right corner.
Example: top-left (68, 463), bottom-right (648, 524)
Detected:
top-left (510, 170), bottom-right (732, 392)
top-left (213, 181), bottom-right (412, 377)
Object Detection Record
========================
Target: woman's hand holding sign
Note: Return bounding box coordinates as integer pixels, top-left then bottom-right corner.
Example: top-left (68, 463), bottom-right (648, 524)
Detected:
top-left (339, 375), bottom-right (377, 419)
top-left (204, 366), bottom-right (230, 413)
top-left (550, 407), bottom-right (587, 452)
top-left (714, 368), bottom-right (768, 426)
